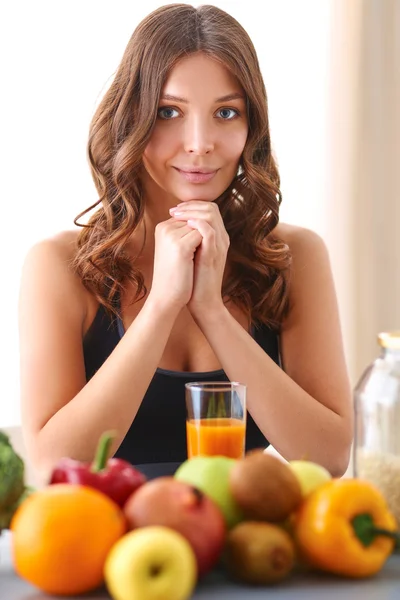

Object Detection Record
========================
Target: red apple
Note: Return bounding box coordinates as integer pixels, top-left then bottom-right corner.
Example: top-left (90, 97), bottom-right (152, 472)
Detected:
top-left (123, 476), bottom-right (226, 577)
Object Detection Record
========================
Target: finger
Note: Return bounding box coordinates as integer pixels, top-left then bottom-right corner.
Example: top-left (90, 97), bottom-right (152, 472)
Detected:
top-left (186, 219), bottom-right (217, 251)
top-left (182, 228), bottom-right (203, 251)
top-left (188, 217), bottom-right (230, 253)
top-left (170, 209), bottom-right (215, 223)
top-left (157, 217), bottom-right (188, 228)
top-left (156, 218), bottom-right (192, 239)
top-left (171, 210), bottom-right (228, 247)
top-left (164, 217), bottom-right (190, 228)
top-left (171, 224), bottom-right (199, 240)
top-left (187, 221), bottom-right (217, 265)
top-left (171, 201), bottom-right (218, 212)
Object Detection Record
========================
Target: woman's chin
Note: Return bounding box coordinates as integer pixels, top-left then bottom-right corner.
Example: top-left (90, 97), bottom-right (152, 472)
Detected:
top-left (172, 187), bottom-right (223, 204)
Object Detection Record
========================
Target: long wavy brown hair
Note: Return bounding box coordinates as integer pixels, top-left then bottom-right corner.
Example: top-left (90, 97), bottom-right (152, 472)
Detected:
top-left (72, 3), bottom-right (292, 329)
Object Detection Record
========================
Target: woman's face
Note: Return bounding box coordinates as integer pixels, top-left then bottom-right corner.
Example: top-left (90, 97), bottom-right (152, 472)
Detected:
top-left (142, 52), bottom-right (248, 207)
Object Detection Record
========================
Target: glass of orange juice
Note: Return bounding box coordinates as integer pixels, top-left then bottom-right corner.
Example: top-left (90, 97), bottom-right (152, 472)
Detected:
top-left (185, 382), bottom-right (246, 459)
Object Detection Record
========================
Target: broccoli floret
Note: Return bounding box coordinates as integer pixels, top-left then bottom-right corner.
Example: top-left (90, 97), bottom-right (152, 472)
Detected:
top-left (0, 430), bottom-right (26, 531)
top-left (0, 486), bottom-right (35, 530)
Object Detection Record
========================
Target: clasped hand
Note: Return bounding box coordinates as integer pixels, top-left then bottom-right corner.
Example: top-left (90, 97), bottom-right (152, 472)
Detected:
top-left (169, 201), bottom-right (229, 318)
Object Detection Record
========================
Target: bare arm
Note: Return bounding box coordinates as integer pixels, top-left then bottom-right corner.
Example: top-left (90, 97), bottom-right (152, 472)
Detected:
top-left (19, 223), bottom-right (201, 481)
top-left (192, 226), bottom-right (353, 476)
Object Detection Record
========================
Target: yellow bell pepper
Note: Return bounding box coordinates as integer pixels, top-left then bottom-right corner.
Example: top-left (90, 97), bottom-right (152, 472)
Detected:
top-left (293, 478), bottom-right (399, 578)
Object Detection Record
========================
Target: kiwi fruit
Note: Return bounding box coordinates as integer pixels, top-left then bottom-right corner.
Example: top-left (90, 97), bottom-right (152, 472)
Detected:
top-left (225, 521), bottom-right (295, 584)
top-left (229, 450), bottom-right (302, 522)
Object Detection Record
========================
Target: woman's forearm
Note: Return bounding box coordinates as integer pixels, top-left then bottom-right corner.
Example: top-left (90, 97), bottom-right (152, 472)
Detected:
top-left (194, 306), bottom-right (352, 475)
top-left (34, 297), bottom-right (180, 478)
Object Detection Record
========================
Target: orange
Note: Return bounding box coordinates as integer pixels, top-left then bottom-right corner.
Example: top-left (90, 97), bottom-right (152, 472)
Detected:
top-left (10, 484), bottom-right (127, 596)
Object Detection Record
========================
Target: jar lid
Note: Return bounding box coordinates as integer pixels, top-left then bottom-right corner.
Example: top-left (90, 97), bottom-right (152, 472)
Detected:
top-left (378, 331), bottom-right (400, 349)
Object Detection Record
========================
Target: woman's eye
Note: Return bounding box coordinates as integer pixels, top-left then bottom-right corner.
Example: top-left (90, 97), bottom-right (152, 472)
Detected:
top-left (217, 108), bottom-right (239, 120)
top-left (157, 107), bottom-right (179, 120)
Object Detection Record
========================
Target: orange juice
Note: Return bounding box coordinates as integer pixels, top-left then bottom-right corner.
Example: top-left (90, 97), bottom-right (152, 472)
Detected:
top-left (186, 418), bottom-right (245, 459)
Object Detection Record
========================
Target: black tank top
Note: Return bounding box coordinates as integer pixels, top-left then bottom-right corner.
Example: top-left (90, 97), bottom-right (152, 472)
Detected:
top-left (82, 304), bottom-right (281, 477)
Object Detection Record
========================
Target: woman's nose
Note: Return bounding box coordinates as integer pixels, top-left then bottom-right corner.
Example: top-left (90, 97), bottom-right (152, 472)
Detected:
top-left (183, 116), bottom-right (215, 155)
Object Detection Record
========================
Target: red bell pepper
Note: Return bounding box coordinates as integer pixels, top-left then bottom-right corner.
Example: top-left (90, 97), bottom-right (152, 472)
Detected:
top-left (49, 431), bottom-right (146, 507)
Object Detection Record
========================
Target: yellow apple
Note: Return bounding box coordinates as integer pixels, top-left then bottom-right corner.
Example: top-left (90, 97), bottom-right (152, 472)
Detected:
top-left (104, 526), bottom-right (197, 600)
top-left (289, 460), bottom-right (332, 498)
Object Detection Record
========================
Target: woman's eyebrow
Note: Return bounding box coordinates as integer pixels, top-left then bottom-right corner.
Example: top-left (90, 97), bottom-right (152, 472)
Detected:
top-left (160, 92), bottom-right (245, 103)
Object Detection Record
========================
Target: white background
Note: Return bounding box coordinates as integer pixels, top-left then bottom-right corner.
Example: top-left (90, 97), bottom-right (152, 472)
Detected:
top-left (0, 0), bottom-right (332, 426)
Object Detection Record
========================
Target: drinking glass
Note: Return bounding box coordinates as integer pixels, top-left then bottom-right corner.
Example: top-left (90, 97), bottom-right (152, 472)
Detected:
top-left (185, 382), bottom-right (246, 459)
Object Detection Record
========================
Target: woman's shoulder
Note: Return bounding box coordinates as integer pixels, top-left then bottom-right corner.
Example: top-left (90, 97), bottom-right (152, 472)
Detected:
top-left (25, 229), bottom-right (80, 262)
top-left (273, 222), bottom-right (327, 252)
top-left (21, 229), bottom-right (95, 328)
top-left (273, 222), bottom-right (335, 324)
top-left (272, 222), bottom-right (330, 268)
top-left (23, 229), bottom-right (85, 286)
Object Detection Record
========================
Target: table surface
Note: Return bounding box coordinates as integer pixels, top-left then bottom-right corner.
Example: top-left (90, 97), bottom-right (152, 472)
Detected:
top-left (2, 531), bottom-right (400, 600)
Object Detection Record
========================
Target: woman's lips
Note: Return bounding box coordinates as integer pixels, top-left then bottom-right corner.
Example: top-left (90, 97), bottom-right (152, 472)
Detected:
top-left (174, 167), bottom-right (218, 184)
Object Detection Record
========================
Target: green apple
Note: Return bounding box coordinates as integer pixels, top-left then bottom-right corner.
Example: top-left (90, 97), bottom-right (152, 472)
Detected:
top-left (104, 526), bottom-right (197, 600)
top-left (175, 456), bottom-right (244, 529)
top-left (289, 460), bottom-right (332, 498)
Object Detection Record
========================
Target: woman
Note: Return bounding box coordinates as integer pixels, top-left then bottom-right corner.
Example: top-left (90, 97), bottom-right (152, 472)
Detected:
top-left (19, 4), bottom-right (353, 482)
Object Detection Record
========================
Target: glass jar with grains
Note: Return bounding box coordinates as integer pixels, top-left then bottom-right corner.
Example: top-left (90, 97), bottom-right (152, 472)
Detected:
top-left (354, 331), bottom-right (400, 525)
